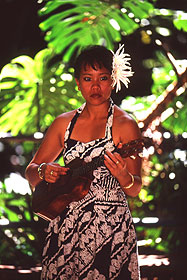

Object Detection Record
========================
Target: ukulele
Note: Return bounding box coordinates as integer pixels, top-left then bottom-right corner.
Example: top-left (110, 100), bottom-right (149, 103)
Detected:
top-left (32, 138), bottom-right (144, 221)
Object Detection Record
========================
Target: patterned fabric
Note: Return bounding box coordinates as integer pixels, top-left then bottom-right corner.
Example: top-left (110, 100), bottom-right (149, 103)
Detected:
top-left (41, 99), bottom-right (140, 280)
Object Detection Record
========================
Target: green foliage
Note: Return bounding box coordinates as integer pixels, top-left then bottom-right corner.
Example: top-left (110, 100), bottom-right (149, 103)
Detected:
top-left (173, 11), bottom-right (187, 32)
top-left (129, 148), bottom-right (187, 256)
top-left (0, 48), bottom-right (84, 135)
top-left (0, 180), bottom-right (43, 266)
top-left (38, 0), bottom-right (154, 61)
top-left (162, 95), bottom-right (187, 134)
top-left (140, 152), bottom-right (187, 255)
top-left (150, 51), bottom-right (177, 94)
top-left (120, 50), bottom-right (187, 135)
top-left (150, 51), bottom-right (187, 134)
top-left (0, 226), bottom-right (41, 266)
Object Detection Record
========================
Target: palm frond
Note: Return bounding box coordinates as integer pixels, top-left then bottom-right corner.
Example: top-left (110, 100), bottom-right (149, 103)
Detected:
top-left (38, 0), bottom-right (154, 60)
top-left (0, 49), bottom-right (84, 135)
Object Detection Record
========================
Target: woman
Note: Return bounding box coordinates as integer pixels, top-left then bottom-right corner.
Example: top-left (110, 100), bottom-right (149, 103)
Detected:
top-left (25, 45), bottom-right (142, 279)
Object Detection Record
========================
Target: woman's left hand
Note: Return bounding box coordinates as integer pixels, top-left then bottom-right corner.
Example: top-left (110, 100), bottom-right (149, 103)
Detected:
top-left (104, 150), bottom-right (128, 180)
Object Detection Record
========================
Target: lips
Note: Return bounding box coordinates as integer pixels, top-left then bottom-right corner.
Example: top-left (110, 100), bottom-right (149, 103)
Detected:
top-left (90, 93), bottom-right (102, 98)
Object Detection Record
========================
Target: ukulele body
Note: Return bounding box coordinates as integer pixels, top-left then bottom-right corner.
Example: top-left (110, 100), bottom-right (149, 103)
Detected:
top-left (32, 158), bottom-right (93, 221)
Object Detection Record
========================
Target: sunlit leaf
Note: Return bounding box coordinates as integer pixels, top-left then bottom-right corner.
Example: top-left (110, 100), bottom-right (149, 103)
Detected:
top-left (38, 0), bottom-right (153, 56)
top-left (0, 49), bottom-right (84, 135)
top-left (173, 12), bottom-right (187, 32)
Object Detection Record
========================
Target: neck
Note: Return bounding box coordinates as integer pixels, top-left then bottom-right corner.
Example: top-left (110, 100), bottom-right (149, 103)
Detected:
top-left (84, 99), bottom-right (110, 119)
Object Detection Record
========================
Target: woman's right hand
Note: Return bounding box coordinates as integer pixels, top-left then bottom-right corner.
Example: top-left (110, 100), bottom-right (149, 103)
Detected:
top-left (40, 162), bottom-right (69, 183)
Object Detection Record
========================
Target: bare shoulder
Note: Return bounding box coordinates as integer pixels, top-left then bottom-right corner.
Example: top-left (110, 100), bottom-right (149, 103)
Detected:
top-left (56, 110), bottom-right (76, 121)
top-left (50, 110), bottom-right (76, 131)
top-left (38, 109), bottom-right (77, 151)
top-left (113, 105), bottom-right (141, 143)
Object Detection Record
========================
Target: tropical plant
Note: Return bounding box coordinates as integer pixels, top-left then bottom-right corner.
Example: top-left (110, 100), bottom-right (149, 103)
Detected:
top-left (38, 0), bottom-right (154, 62)
top-left (0, 48), bottom-right (84, 135)
top-left (0, 178), bottom-right (43, 266)
top-left (121, 50), bottom-right (187, 134)
top-left (0, 139), bottom-right (48, 267)
top-left (1, 1), bottom-right (186, 136)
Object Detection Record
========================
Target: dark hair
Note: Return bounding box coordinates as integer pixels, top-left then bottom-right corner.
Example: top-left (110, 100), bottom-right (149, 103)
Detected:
top-left (74, 45), bottom-right (113, 79)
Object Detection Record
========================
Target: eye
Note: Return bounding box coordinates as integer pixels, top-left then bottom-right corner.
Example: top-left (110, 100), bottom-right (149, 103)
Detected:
top-left (83, 77), bottom-right (91, 81)
top-left (100, 76), bottom-right (108, 81)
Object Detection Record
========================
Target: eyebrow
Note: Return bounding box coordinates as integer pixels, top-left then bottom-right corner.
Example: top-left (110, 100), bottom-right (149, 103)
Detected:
top-left (82, 72), bottom-right (110, 75)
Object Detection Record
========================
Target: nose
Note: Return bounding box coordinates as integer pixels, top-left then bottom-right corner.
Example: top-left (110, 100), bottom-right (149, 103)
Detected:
top-left (91, 78), bottom-right (101, 91)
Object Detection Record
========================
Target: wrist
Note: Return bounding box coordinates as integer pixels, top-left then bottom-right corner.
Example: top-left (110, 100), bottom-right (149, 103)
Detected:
top-left (122, 172), bottom-right (135, 190)
top-left (38, 163), bottom-right (47, 180)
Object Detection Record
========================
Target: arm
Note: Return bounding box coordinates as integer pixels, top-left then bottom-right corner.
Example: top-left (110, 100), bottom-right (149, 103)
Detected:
top-left (104, 111), bottom-right (142, 197)
top-left (25, 115), bottom-right (70, 190)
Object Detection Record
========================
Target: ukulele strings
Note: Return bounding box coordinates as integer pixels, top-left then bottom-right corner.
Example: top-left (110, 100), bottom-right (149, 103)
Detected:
top-left (71, 139), bottom-right (144, 178)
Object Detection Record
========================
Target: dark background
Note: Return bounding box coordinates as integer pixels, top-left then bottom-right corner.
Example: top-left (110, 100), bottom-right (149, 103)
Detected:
top-left (0, 1), bottom-right (186, 278)
top-left (0, 0), bottom-right (187, 98)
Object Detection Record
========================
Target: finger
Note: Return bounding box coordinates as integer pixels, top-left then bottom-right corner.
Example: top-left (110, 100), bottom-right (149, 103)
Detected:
top-left (113, 153), bottom-right (124, 166)
top-left (104, 154), bottom-right (117, 169)
top-left (105, 151), bottom-right (122, 167)
top-left (59, 167), bottom-right (69, 175)
top-left (116, 142), bottom-right (123, 151)
top-left (49, 166), bottom-right (69, 175)
top-left (44, 168), bottom-right (57, 179)
top-left (45, 171), bottom-right (61, 183)
top-left (46, 177), bottom-right (58, 183)
top-left (49, 170), bottom-right (59, 177)
top-left (105, 151), bottom-right (118, 164)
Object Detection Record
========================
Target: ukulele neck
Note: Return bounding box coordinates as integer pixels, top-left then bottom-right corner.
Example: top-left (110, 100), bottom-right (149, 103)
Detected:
top-left (70, 138), bottom-right (144, 178)
top-left (71, 156), bottom-right (104, 178)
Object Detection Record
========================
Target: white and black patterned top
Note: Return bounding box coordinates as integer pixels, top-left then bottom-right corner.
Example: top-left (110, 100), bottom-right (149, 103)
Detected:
top-left (41, 99), bottom-right (140, 280)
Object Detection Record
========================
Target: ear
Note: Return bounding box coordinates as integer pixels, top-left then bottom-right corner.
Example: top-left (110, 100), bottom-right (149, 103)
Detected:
top-left (111, 81), bottom-right (115, 90)
top-left (75, 78), bottom-right (81, 91)
top-left (75, 78), bottom-right (80, 89)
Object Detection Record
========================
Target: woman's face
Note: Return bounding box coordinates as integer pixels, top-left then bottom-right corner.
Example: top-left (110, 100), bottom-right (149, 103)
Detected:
top-left (75, 63), bottom-right (113, 105)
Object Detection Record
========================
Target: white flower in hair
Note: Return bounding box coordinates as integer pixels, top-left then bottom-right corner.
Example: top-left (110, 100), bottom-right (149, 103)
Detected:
top-left (111, 44), bottom-right (134, 93)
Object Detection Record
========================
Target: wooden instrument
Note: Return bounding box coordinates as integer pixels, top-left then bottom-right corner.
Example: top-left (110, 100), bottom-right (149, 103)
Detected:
top-left (32, 138), bottom-right (144, 221)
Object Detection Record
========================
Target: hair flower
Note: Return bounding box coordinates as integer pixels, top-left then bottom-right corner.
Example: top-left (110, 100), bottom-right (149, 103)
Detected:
top-left (111, 44), bottom-right (134, 93)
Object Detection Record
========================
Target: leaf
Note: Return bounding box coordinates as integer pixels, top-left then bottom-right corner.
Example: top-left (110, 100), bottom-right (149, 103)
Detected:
top-left (105, 19), bottom-right (121, 42)
top-left (109, 10), bottom-right (138, 35)
top-left (38, 0), bottom-right (145, 58)
top-left (0, 49), bottom-right (84, 135)
top-left (162, 102), bottom-right (187, 134)
top-left (123, 0), bottom-right (154, 19)
top-left (0, 81), bottom-right (17, 89)
top-left (173, 12), bottom-right (187, 32)
top-left (38, 1), bottom-right (64, 16)
top-left (173, 19), bottom-right (187, 32)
